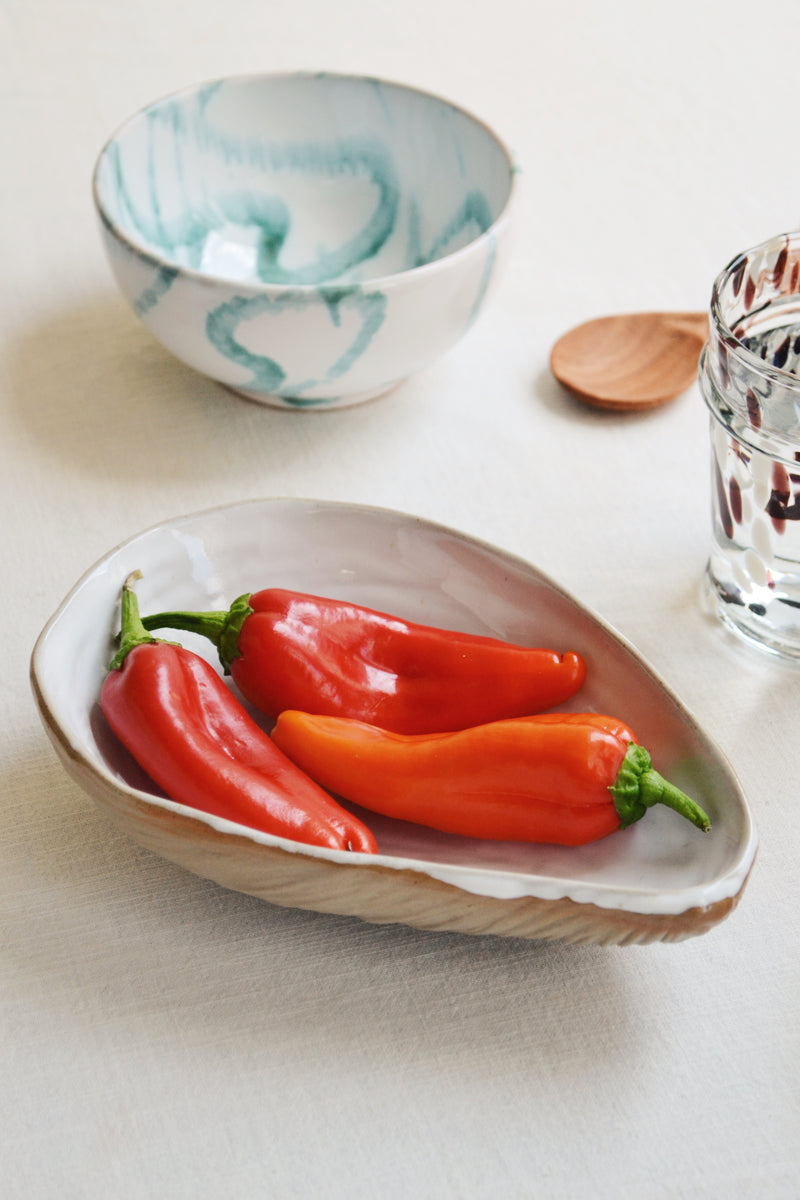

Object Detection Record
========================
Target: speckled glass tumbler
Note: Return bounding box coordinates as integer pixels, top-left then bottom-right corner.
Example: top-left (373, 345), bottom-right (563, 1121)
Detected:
top-left (700, 231), bottom-right (800, 658)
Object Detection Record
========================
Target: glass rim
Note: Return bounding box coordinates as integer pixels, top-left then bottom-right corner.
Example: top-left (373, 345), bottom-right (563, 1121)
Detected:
top-left (710, 229), bottom-right (800, 392)
top-left (699, 345), bottom-right (800, 464)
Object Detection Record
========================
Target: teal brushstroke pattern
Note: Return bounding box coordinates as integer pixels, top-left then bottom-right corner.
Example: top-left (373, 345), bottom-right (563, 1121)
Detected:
top-left (111, 97), bottom-right (400, 286)
top-left (102, 81), bottom-right (498, 298)
top-left (133, 265), bottom-right (178, 316)
top-left (421, 191), bottom-right (493, 265)
top-left (206, 288), bottom-right (387, 396)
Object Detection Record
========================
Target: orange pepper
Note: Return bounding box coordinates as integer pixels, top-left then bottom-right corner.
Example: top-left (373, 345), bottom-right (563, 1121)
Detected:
top-left (271, 710), bottom-right (711, 847)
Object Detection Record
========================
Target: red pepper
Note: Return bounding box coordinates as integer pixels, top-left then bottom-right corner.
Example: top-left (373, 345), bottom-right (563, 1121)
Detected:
top-left (100, 576), bottom-right (377, 853)
top-left (140, 589), bottom-right (587, 734)
top-left (270, 710), bottom-right (711, 847)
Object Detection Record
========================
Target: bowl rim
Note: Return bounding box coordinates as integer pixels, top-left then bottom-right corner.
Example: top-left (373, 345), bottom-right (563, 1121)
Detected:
top-left (91, 68), bottom-right (520, 294)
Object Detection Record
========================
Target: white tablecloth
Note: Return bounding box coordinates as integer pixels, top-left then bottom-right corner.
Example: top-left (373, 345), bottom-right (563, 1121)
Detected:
top-left (4, 1), bottom-right (799, 1196)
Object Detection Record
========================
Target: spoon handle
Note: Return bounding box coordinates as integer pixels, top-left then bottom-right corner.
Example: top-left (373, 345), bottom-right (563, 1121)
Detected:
top-left (661, 311), bottom-right (709, 338)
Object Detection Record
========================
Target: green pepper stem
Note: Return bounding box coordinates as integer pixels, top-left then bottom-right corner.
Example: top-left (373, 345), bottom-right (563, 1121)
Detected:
top-left (109, 572), bottom-right (166, 670)
top-left (140, 593), bottom-right (253, 673)
top-left (610, 742), bottom-right (711, 832)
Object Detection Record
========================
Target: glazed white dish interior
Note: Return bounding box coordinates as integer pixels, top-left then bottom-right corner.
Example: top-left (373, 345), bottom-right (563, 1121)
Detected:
top-left (31, 499), bottom-right (757, 945)
top-left (92, 73), bottom-right (516, 410)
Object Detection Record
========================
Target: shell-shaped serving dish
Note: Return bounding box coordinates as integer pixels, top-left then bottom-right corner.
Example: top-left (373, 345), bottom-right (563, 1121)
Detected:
top-left (30, 499), bottom-right (756, 945)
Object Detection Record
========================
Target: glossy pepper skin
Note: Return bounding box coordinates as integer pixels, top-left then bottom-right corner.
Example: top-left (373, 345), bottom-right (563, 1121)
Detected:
top-left (271, 710), bottom-right (712, 847)
top-left (141, 589), bottom-right (587, 735)
top-left (100, 577), bottom-right (377, 854)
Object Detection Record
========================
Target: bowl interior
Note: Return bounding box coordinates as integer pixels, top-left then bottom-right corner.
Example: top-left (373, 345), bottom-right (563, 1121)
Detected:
top-left (94, 73), bottom-right (515, 287)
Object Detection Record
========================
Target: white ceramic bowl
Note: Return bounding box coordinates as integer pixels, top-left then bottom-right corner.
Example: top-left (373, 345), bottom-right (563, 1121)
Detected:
top-left (92, 73), bottom-right (517, 410)
top-left (30, 498), bottom-right (757, 945)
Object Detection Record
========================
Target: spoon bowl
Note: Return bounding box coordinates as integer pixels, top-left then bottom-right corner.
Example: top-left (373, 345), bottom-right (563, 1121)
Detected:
top-left (550, 311), bottom-right (708, 411)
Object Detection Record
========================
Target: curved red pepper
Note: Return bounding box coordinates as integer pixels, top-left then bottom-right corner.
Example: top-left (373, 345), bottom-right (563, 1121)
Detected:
top-left (141, 589), bottom-right (587, 734)
top-left (101, 577), bottom-right (377, 853)
top-left (270, 710), bottom-right (712, 847)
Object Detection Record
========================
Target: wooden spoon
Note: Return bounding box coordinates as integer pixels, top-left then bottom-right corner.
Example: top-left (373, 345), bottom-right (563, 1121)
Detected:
top-left (550, 311), bottom-right (709, 411)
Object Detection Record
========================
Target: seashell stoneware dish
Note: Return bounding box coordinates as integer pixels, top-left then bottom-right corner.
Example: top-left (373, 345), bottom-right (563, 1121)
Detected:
top-left (30, 498), bottom-right (757, 946)
top-left (92, 72), bottom-right (517, 410)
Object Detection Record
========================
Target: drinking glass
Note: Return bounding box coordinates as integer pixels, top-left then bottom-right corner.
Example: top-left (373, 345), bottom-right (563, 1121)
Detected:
top-left (700, 231), bottom-right (800, 658)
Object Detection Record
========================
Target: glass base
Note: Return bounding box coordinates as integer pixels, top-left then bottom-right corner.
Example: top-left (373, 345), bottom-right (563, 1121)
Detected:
top-left (704, 565), bottom-right (800, 661)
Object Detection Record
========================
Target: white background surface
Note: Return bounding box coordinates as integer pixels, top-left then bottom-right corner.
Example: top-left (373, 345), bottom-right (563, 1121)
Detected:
top-left (3, 1), bottom-right (800, 1196)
